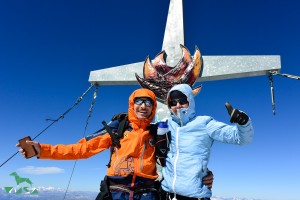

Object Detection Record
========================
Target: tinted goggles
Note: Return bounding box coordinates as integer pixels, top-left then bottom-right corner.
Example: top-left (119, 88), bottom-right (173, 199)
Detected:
top-left (134, 98), bottom-right (154, 107)
top-left (168, 98), bottom-right (189, 107)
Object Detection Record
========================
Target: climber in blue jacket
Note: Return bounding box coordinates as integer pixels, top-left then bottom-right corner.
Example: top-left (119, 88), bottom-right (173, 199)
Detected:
top-left (160, 84), bottom-right (254, 200)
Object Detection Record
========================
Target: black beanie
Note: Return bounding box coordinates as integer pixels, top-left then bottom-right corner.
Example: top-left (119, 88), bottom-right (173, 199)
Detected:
top-left (169, 90), bottom-right (187, 100)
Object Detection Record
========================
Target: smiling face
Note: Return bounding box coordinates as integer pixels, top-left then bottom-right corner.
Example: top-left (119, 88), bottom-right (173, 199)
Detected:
top-left (128, 88), bottom-right (157, 129)
top-left (133, 97), bottom-right (154, 119)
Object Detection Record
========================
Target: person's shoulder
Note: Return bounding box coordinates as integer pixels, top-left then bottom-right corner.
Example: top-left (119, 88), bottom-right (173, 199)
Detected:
top-left (85, 119), bottom-right (121, 141)
top-left (195, 115), bottom-right (214, 122)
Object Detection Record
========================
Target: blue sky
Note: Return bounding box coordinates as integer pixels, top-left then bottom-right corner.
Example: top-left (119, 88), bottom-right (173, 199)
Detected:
top-left (1, 0), bottom-right (300, 200)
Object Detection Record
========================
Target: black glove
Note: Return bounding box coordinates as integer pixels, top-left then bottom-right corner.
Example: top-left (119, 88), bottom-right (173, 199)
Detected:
top-left (111, 112), bottom-right (128, 121)
top-left (225, 102), bottom-right (249, 125)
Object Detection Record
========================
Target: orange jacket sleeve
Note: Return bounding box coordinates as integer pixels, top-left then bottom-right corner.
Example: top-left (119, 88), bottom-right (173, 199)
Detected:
top-left (39, 133), bottom-right (112, 160)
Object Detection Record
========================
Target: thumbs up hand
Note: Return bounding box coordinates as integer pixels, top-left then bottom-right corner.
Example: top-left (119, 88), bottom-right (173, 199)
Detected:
top-left (225, 102), bottom-right (249, 125)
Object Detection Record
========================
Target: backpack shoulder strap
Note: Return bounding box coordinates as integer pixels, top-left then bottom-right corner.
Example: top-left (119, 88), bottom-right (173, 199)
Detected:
top-left (148, 123), bottom-right (158, 136)
top-left (102, 120), bottom-right (121, 148)
top-left (115, 114), bottom-right (129, 139)
top-left (102, 113), bottom-right (129, 167)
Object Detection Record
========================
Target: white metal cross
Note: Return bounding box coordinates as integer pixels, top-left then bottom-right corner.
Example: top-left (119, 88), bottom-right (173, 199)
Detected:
top-left (89, 0), bottom-right (280, 85)
top-left (88, 0), bottom-right (281, 119)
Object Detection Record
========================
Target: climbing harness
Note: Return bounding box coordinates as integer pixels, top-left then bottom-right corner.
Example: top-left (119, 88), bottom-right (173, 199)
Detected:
top-left (109, 184), bottom-right (157, 200)
top-left (95, 175), bottom-right (159, 200)
top-left (0, 83), bottom-right (96, 167)
top-left (63, 84), bottom-right (99, 200)
top-left (268, 70), bottom-right (300, 115)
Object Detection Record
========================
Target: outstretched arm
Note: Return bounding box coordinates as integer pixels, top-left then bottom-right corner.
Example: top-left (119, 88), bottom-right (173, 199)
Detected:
top-left (16, 134), bottom-right (112, 160)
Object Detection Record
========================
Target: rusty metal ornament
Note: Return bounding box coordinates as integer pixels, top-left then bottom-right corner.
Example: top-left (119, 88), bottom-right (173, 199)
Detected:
top-left (135, 44), bottom-right (203, 104)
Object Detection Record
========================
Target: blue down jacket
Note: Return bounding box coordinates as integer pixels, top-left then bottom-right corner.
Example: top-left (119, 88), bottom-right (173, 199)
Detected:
top-left (161, 84), bottom-right (254, 198)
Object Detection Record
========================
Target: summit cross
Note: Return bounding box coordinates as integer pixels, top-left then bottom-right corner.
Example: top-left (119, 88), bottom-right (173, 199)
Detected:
top-left (89, 0), bottom-right (280, 85)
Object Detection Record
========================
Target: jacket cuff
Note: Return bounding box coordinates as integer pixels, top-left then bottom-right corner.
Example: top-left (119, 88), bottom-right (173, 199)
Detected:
top-left (39, 144), bottom-right (52, 159)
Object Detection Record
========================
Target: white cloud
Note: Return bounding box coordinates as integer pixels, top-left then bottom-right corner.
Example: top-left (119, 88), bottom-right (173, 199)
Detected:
top-left (17, 166), bottom-right (64, 175)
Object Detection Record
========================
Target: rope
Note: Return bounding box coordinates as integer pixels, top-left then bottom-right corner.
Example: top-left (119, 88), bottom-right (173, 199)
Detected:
top-left (63, 84), bottom-right (99, 200)
top-left (0, 83), bottom-right (96, 168)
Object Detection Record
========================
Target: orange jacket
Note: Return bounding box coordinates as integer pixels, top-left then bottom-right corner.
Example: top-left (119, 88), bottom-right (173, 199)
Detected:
top-left (39, 88), bottom-right (158, 180)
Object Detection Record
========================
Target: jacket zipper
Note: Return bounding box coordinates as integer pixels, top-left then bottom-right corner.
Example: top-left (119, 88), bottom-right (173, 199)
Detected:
top-left (112, 147), bottom-right (118, 169)
top-left (137, 119), bottom-right (146, 173)
top-left (172, 127), bottom-right (180, 195)
top-left (178, 109), bottom-right (183, 127)
top-left (140, 140), bottom-right (146, 172)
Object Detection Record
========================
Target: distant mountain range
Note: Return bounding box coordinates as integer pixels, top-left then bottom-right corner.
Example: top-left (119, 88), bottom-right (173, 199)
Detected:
top-left (0, 186), bottom-right (98, 200)
top-left (0, 187), bottom-right (263, 200)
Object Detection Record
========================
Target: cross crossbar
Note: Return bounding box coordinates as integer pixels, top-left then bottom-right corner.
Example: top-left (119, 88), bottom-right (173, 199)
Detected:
top-left (88, 0), bottom-right (280, 85)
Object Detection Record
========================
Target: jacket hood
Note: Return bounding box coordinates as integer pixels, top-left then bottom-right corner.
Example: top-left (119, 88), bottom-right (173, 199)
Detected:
top-left (128, 88), bottom-right (157, 130)
top-left (167, 84), bottom-right (196, 125)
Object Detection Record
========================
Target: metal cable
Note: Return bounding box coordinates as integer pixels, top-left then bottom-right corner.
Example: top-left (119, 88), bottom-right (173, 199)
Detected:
top-left (269, 71), bottom-right (300, 80)
top-left (267, 70), bottom-right (299, 115)
top-left (268, 74), bottom-right (276, 115)
top-left (63, 84), bottom-right (99, 200)
top-left (0, 83), bottom-right (95, 168)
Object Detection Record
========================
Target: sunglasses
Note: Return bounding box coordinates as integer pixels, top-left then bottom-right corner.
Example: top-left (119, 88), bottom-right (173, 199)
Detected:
top-left (134, 98), bottom-right (154, 107)
top-left (168, 98), bottom-right (189, 107)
